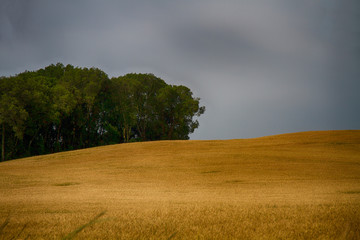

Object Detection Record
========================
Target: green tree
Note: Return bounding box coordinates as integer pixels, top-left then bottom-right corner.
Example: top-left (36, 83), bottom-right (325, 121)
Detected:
top-left (121, 73), bottom-right (166, 141)
top-left (20, 74), bottom-right (56, 155)
top-left (108, 77), bottom-right (137, 142)
top-left (0, 76), bottom-right (29, 161)
top-left (56, 65), bottom-right (108, 149)
top-left (157, 85), bottom-right (205, 140)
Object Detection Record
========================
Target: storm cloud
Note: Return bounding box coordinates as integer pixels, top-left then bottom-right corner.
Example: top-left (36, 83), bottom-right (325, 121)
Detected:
top-left (1, 0), bottom-right (359, 139)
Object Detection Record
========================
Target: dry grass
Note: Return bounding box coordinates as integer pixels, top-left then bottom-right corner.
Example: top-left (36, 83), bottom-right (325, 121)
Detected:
top-left (0, 130), bottom-right (359, 239)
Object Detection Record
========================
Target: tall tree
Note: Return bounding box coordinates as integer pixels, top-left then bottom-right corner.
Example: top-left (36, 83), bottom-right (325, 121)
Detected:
top-left (0, 76), bottom-right (29, 160)
top-left (122, 73), bottom-right (166, 140)
top-left (108, 77), bottom-right (138, 142)
top-left (56, 65), bottom-right (108, 149)
top-left (157, 85), bottom-right (205, 140)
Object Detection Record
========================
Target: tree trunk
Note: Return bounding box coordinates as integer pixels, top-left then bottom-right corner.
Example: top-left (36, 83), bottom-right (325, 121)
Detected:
top-left (122, 128), bottom-right (126, 143)
top-left (28, 127), bottom-right (40, 154)
top-left (56, 121), bottom-right (62, 152)
top-left (1, 123), bottom-right (5, 161)
top-left (168, 125), bottom-right (174, 140)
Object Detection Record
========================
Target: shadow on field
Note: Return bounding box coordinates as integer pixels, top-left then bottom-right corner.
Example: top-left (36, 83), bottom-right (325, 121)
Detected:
top-left (0, 211), bottom-right (179, 240)
top-left (0, 212), bottom-right (107, 240)
top-left (0, 216), bottom-right (28, 240)
top-left (62, 211), bottom-right (107, 240)
top-left (62, 211), bottom-right (178, 240)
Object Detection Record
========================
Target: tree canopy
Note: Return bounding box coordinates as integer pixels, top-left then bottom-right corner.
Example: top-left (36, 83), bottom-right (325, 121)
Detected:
top-left (0, 63), bottom-right (205, 161)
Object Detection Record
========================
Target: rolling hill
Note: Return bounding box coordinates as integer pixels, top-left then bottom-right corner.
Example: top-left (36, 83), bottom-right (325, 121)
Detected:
top-left (0, 130), bottom-right (359, 239)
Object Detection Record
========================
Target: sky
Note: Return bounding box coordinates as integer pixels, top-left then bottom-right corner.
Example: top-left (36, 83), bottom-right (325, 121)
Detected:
top-left (1, 0), bottom-right (359, 140)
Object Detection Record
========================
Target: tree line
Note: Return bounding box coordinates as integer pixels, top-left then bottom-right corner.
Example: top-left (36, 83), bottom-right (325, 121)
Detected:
top-left (0, 63), bottom-right (205, 161)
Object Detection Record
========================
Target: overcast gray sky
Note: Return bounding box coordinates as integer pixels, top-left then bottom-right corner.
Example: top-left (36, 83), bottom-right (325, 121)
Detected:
top-left (1, 0), bottom-right (359, 139)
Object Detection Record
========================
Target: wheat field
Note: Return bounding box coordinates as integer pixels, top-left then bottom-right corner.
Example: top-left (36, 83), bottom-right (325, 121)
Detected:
top-left (0, 130), bottom-right (359, 239)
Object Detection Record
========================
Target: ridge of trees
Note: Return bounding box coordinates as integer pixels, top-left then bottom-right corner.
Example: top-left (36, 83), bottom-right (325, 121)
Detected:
top-left (0, 63), bottom-right (205, 161)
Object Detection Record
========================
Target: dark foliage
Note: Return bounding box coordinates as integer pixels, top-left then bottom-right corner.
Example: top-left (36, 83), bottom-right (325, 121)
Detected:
top-left (0, 63), bottom-right (205, 161)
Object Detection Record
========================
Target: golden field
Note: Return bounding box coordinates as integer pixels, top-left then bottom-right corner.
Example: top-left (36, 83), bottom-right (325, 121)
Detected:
top-left (0, 130), bottom-right (359, 239)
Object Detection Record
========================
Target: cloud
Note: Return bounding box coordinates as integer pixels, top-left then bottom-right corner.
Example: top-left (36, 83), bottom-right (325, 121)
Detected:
top-left (0, 0), bottom-right (359, 139)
